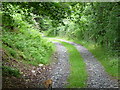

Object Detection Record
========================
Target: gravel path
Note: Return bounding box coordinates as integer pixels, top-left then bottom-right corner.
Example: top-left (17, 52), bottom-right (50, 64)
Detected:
top-left (50, 41), bottom-right (70, 88)
top-left (52, 38), bottom-right (118, 88)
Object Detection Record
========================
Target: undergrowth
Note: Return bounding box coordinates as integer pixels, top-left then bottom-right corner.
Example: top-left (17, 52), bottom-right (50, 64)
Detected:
top-left (2, 66), bottom-right (21, 77)
top-left (2, 3), bottom-right (54, 66)
top-left (2, 31), bottom-right (54, 66)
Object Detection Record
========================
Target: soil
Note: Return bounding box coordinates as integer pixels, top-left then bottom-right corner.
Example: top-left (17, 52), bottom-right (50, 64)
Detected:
top-left (2, 41), bottom-right (70, 88)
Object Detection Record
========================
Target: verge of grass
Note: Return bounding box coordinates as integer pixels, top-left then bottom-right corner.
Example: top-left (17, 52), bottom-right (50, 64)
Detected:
top-left (70, 39), bottom-right (119, 79)
top-left (52, 37), bottom-right (119, 79)
top-left (52, 39), bottom-right (87, 88)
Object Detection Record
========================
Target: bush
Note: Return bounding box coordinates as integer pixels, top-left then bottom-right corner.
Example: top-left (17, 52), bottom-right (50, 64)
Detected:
top-left (2, 3), bottom-right (54, 65)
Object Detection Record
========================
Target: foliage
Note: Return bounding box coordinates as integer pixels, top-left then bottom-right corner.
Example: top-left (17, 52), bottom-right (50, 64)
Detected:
top-left (2, 66), bottom-right (21, 77)
top-left (2, 2), bottom-right (119, 84)
top-left (45, 2), bottom-right (119, 55)
top-left (3, 2), bottom-right (119, 52)
top-left (2, 3), bottom-right (54, 65)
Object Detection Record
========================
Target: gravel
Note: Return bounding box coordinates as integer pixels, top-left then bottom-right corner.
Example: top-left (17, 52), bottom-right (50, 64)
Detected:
top-left (2, 40), bottom-right (70, 88)
top-left (3, 38), bottom-right (118, 88)
top-left (52, 38), bottom-right (118, 88)
top-left (50, 41), bottom-right (70, 88)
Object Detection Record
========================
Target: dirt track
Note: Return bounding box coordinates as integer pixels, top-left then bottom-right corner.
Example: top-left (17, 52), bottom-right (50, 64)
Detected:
top-left (51, 38), bottom-right (118, 88)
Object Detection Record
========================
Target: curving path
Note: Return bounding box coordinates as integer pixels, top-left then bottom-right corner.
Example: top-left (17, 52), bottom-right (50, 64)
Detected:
top-left (51, 38), bottom-right (118, 88)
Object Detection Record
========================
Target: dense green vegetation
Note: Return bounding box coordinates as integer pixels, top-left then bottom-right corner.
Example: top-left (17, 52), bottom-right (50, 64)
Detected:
top-left (2, 3), bottom-right (55, 77)
top-left (2, 2), bottom-right (119, 88)
top-left (2, 66), bottom-right (21, 77)
top-left (45, 2), bottom-right (119, 53)
top-left (2, 3), bottom-right (54, 65)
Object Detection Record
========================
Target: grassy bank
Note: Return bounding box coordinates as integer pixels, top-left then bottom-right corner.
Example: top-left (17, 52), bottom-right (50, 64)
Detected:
top-left (2, 32), bottom-right (54, 66)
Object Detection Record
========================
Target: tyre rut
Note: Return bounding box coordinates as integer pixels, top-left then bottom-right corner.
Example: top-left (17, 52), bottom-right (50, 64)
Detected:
top-left (50, 41), bottom-right (70, 88)
top-left (51, 38), bottom-right (118, 88)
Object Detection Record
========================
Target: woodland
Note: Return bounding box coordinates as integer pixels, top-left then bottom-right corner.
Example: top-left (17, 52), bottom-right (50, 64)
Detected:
top-left (1, 2), bottom-right (119, 88)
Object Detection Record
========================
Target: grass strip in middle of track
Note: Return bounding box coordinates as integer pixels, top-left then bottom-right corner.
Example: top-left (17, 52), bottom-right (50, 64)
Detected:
top-left (60, 41), bottom-right (87, 88)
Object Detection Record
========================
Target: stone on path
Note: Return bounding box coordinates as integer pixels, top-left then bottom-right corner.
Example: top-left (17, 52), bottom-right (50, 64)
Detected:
top-left (52, 38), bottom-right (118, 88)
